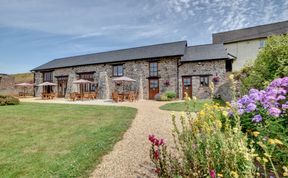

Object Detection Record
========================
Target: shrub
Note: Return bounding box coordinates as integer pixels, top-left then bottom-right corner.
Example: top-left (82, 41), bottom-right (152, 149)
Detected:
top-left (241, 35), bottom-right (288, 92)
top-left (155, 92), bottom-right (174, 101)
top-left (232, 77), bottom-right (288, 174)
top-left (149, 96), bottom-right (255, 177)
top-left (164, 91), bottom-right (176, 100)
top-left (0, 95), bottom-right (20, 106)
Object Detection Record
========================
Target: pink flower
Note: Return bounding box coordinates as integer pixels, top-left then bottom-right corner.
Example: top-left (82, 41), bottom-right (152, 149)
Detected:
top-left (210, 170), bottom-right (216, 178)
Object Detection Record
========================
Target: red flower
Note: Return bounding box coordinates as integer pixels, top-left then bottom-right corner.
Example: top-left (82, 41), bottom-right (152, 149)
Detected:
top-left (153, 149), bottom-right (160, 160)
top-left (148, 134), bottom-right (165, 146)
top-left (155, 168), bottom-right (160, 174)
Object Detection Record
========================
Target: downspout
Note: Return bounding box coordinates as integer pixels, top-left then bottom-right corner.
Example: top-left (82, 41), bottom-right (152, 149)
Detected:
top-left (177, 59), bottom-right (184, 99)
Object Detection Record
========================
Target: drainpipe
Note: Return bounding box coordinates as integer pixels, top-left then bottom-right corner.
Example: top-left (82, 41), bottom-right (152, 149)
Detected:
top-left (176, 58), bottom-right (183, 99)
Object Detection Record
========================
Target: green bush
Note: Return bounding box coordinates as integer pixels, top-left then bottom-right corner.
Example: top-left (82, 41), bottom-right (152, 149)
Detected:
top-left (0, 95), bottom-right (20, 106)
top-left (155, 92), bottom-right (175, 101)
top-left (164, 91), bottom-right (176, 100)
top-left (241, 35), bottom-right (288, 92)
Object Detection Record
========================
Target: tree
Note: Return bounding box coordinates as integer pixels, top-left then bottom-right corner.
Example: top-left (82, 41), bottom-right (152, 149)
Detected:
top-left (241, 35), bottom-right (288, 91)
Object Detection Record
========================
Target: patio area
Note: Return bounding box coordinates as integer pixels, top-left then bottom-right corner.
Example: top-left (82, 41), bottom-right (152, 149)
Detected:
top-left (19, 97), bottom-right (117, 106)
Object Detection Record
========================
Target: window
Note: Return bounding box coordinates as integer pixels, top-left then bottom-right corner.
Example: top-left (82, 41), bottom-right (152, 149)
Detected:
top-left (149, 62), bottom-right (158, 77)
top-left (200, 76), bottom-right (209, 87)
top-left (259, 40), bottom-right (266, 48)
top-left (183, 78), bottom-right (191, 86)
top-left (226, 59), bottom-right (232, 72)
top-left (43, 72), bottom-right (53, 82)
top-left (113, 65), bottom-right (123, 77)
top-left (79, 72), bottom-right (95, 92)
top-left (149, 79), bottom-right (158, 88)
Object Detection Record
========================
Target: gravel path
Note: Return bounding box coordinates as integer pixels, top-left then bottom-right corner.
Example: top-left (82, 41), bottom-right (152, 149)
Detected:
top-left (90, 100), bottom-right (174, 178)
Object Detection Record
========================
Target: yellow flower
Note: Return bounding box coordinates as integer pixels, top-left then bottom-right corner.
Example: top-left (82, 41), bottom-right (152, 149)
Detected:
top-left (274, 139), bottom-right (283, 145)
top-left (264, 153), bottom-right (271, 158)
top-left (283, 172), bottom-right (288, 176)
top-left (263, 157), bottom-right (268, 163)
top-left (252, 131), bottom-right (260, 137)
top-left (230, 171), bottom-right (239, 178)
top-left (222, 110), bottom-right (229, 117)
top-left (217, 173), bottom-right (223, 177)
top-left (268, 139), bottom-right (276, 145)
top-left (226, 101), bottom-right (231, 107)
top-left (229, 74), bottom-right (234, 80)
top-left (256, 157), bottom-right (261, 162)
top-left (233, 127), bottom-right (238, 133)
top-left (199, 110), bottom-right (205, 117)
top-left (192, 96), bottom-right (197, 101)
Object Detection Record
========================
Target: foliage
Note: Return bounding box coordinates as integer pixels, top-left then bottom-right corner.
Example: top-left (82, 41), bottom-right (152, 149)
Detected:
top-left (164, 91), bottom-right (176, 100)
top-left (0, 95), bottom-right (20, 106)
top-left (11, 72), bottom-right (34, 83)
top-left (0, 102), bottom-right (136, 177)
top-left (155, 91), bottom-right (177, 101)
top-left (232, 77), bottom-right (288, 176)
top-left (159, 99), bottom-right (225, 112)
top-left (240, 35), bottom-right (288, 92)
top-left (149, 94), bottom-right (255, 177)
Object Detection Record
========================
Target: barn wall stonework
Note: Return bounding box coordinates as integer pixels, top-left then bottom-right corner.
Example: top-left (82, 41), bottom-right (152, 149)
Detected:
top-left (179, 60), bottom-right (227, 99)
top-left (34, 56), bottom-right (180, 100)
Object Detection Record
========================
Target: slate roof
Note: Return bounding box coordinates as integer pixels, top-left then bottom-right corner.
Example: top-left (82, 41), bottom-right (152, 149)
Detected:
top-left (181, 44), bottom-right (228, 62)
top-left (32, 41), bottom-right (187, 71)
top-left (213, 20), bottom-right (288, 44)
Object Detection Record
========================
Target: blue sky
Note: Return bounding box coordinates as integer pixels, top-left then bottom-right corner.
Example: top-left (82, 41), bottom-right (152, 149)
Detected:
top-left (0, 0), bottom-right (287, 74)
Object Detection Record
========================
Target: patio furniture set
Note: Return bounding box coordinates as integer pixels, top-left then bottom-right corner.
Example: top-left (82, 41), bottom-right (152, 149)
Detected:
top-left (15, 76), bottom-right (138, 102)
top-left (112, 91), bottom-right (138, 102)
top-left (69, 92), bottom-right (98, 101)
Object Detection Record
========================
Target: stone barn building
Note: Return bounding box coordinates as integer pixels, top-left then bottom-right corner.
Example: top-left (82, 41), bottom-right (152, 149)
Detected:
top-left (32, 41), bottom-right (232, 99)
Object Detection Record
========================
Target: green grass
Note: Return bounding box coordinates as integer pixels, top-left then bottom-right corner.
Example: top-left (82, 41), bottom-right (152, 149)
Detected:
top-left (0, 102), bottom-right (137, 177)
top-left (159, 99), bottom-right (225, 112)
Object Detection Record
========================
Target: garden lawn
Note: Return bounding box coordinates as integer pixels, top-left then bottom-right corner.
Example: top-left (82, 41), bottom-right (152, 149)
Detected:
top-left (159, 99), bottom-right (225, 112)
top-left (0, 102), bottom-right (137, 177)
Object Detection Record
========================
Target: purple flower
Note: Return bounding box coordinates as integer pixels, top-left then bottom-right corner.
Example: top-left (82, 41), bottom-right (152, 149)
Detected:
top-left (252, 115), bottom-right (262, 123)
top-left (246, 103), bottom-right (257, 112)
top-left (282, 104), bottom-right (288, 110)
top-left (276, 95), bottom-right (286, 101)
top-left (238, 109), bottom-right (245, 115)
top-left (268, 107), bottom-right (281, 117)
top-left (249, 89), bottom-right (262, 101)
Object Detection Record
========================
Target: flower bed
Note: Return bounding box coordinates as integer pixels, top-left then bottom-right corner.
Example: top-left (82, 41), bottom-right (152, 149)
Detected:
top-left (148, 77), bottom-right (288, 178)
top-left (232, 77), bottom-right (288, 177)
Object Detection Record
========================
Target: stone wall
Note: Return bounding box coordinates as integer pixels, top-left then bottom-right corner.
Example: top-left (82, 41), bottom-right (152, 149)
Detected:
top-left (179, 60), bottom-right (227, 99)
top-left (34, 56), bottom-right (180, 99)
top-left (0, 74), bottom-right (34, 96)
top-left (0, 75), bottom-right (15, 95)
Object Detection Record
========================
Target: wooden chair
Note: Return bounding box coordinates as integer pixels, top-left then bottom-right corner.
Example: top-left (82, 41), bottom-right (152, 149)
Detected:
top-left (112, 92), bottom-right (123, 102)
top-left (128, 91), bottom-right (135, 102)
top-left (49, 93), bottom-right (56, 99)
top-left (83, 92), bottom-right (90, 100)
top-left (69, 92), bottom-right (77, 101)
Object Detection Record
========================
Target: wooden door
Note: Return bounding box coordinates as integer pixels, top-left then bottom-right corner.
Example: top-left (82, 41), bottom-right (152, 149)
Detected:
top-left (57, 78), bottom-right (68, 97)
top-left (149, 79), bottom-right (159, 99)
top-left (182, 77), bottom-right (192, 98)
